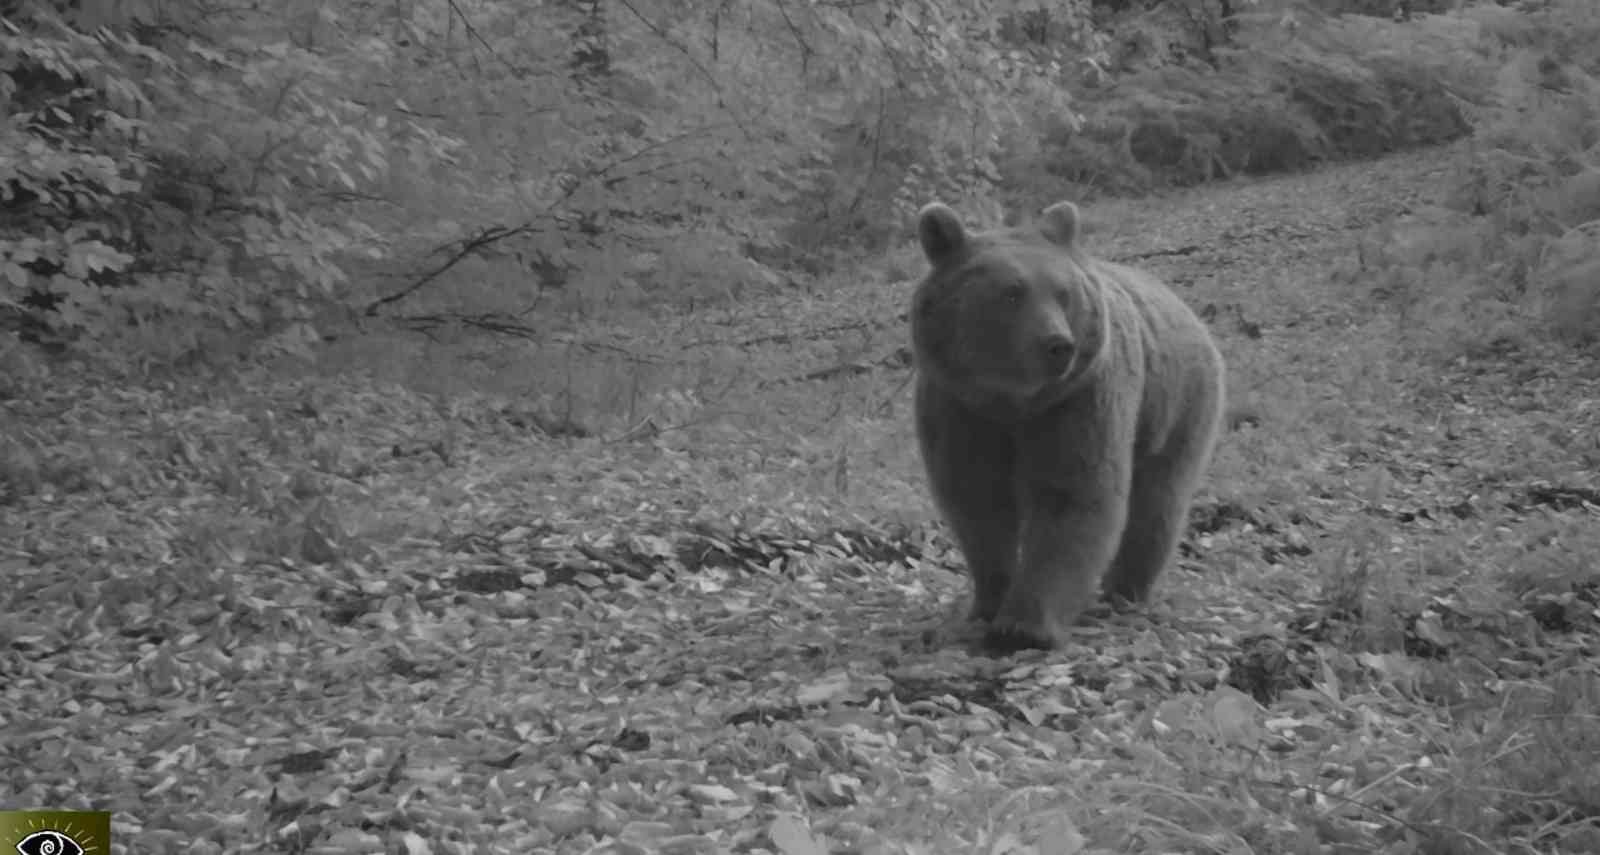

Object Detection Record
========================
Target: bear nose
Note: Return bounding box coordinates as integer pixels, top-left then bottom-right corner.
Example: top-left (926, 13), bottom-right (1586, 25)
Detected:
top-left (1040, 334), bottom-right (1075, 372)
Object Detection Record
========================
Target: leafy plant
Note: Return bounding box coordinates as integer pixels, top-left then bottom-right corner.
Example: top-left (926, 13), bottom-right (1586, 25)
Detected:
top-left (2, 3), bottom-right (448, 365)
top-left (1368, 0), bottom-right (1600, 350)
top-left (2, 0), bottom-right (1109, 359)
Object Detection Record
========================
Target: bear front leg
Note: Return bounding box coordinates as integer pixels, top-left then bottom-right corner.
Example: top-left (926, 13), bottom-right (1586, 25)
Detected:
top-left (987, 429), bottom-right (1133, 651)
top-left (914, 383), bottom-right (1019, 622)
top-left (943, 497), bottom-right (1019, 622)
top-left (1103, 462), bottom-right (1202, 605)
top-left (1105, 380), bottom-right (1223, 604)
top-left (987, 490), bottom-right (1127, 650)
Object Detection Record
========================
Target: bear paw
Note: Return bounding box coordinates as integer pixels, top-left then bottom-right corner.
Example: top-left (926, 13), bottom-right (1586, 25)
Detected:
top-left (983, 615), bottom-right (1061, 652)
top-left (1100, 588), bottom-right (1142, 610)
top-left (968, 598), bottom-right (1003, 624)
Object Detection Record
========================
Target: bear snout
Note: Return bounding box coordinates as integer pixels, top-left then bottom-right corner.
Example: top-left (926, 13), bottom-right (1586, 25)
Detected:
top-left (1038, 333), bottom-right (1076, 374)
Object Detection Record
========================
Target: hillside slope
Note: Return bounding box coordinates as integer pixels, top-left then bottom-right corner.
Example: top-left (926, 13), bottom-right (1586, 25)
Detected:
top-left (4, 143), bottom-right (1598, 854)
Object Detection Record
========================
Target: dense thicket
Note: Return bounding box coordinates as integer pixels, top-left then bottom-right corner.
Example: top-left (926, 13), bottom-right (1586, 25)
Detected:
top-left (2, 0), bottom-right (1596, 365)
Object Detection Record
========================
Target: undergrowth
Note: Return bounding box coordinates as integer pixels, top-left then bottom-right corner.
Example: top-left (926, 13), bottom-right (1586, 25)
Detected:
top-left (1011, 6), bottom-right (1485, 202)
top-left (1357, 0), bottom-right (1600, 351)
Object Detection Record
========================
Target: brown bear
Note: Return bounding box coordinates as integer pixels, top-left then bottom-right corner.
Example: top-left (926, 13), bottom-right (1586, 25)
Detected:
top-left (911, 200), bottom-right (1226, 651)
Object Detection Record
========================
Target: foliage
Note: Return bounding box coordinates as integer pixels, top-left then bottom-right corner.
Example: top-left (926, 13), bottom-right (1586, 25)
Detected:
top-left (1311, 0), bottom-right (1456, 16)
top-left (1363, 0), bottom-right (1600, 348)
top-left (1, 0), bottom-right (1105, 358)
top-left (2, 0), bottom-right (1541, 359)
top-left (382, 0), bottom-right (1096, 305)
top-left (0, 2), bottom-right (443, 365)
top-left (1010, 1), bottom-right (1479, 202)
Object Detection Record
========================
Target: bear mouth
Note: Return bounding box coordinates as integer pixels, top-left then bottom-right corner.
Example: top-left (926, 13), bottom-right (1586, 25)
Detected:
top-left (958, 370), bottom-right (1078, 415)
top-left (1019, 355), bottom-right (1097, 408)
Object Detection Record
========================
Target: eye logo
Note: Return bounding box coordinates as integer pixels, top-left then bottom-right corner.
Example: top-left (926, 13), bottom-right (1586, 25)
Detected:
top-left (0, 813), bottom-right (108, 855)
top-left (16, 831), bottom-right (83, 855)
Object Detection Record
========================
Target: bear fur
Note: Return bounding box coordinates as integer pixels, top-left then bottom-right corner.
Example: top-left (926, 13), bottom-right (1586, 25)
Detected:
top-left (910, 200), bottom-right (1226, 651)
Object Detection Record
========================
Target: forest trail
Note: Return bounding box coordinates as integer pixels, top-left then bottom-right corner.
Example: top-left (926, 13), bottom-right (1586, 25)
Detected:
top-left (5, 143), bottom-right (1598, 852)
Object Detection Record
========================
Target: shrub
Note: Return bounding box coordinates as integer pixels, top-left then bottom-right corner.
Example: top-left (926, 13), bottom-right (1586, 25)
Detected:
top-left (1013, 3), bottom-right (1478, 202)
top-left (1371, 0), bottom-right (1600, 350)
top-left (3, 0), bottom-right (1098, 357)
top-left (0, 4), bottom-right (435, 366)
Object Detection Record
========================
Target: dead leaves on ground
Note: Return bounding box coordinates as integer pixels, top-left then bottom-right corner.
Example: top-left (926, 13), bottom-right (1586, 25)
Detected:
top-left (5, 151), bottom-right (1600, 853)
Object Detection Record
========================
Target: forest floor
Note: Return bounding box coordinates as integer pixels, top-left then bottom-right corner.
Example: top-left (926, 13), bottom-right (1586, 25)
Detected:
top-left (4, 144), bottom-right (1600, 855)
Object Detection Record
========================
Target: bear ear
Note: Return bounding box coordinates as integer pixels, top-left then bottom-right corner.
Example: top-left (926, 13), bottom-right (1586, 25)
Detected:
top-left (917, 203), bottom-right (967, 265)
top-left (1038, 201), bottom-right (1081, 250)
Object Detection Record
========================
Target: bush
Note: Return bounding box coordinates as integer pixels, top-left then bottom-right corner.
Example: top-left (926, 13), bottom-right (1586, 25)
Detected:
top-left (0, 4), bottom-right (432, 366)
top-left (1370, 0), bottom-right (1600, 349)
top-left (2, 0), bottom-right (1095, 359)
top-left (1011, 3), bottom-right (1478, 203)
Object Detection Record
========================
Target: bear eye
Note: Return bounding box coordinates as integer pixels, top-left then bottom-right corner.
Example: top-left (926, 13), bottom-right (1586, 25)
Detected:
top-left (1002, 283), bottom-right (1025, 306)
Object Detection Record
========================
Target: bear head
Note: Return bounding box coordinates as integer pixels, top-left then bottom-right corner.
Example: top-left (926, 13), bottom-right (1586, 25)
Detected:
top-left (911, 201), bottom-right (1109, 413)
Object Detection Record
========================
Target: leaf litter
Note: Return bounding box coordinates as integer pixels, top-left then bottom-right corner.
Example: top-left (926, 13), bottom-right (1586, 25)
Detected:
top-left (3, 144), bottom-right (1599, 854)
